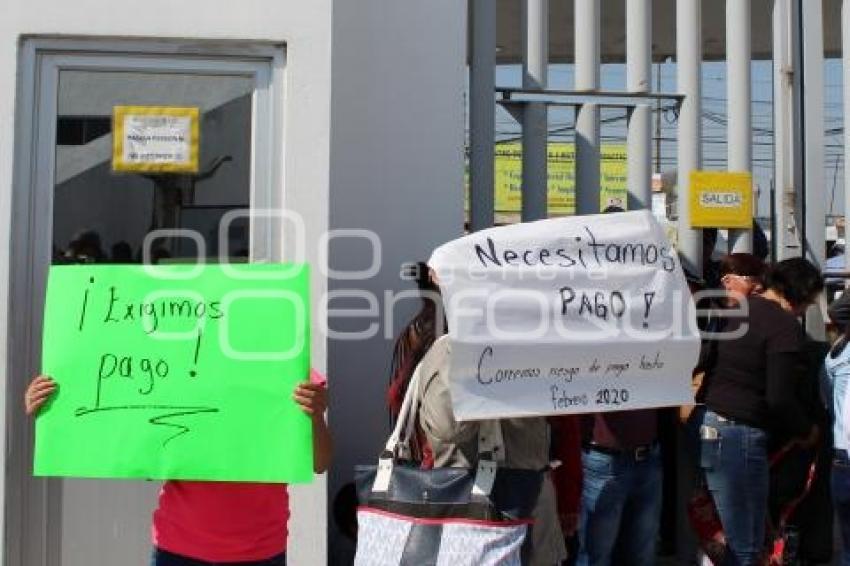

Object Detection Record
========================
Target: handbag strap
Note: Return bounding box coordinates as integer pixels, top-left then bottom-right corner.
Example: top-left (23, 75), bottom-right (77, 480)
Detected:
top-left (472, 419), bottom-right (504, 496)
top-left (372, 336), bottom-right (505, 497)
top-left (372, 338), bottom-right (432, 493)
top-left (383, 352), bottom-right (424, 456)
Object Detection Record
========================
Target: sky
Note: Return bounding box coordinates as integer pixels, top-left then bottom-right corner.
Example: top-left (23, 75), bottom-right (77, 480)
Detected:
top-left (471, 58), bottom-right (846, 221)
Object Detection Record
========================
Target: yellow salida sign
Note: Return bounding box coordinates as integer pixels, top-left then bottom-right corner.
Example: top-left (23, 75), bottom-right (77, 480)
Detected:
top-left (492, 142), bottom-right (627, 214)
top-left (689, 171), bottom-right (753, 229)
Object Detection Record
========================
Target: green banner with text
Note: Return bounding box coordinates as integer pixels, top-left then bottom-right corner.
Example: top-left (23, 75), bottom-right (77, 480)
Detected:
top-left (35, 263), bottom-right (312, 483)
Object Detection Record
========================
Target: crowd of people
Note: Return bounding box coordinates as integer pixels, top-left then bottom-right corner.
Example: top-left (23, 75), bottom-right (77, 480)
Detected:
top-left (21, 223), bottom-right (850, 566)
top-left (383, 247), bottom-right (850, 566)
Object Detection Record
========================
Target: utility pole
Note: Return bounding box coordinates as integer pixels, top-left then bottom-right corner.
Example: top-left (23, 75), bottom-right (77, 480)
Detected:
top-left (655, 60), bottom-right (662, 173)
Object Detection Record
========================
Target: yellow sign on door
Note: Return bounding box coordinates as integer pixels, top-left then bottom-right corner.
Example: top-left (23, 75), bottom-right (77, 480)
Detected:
top-left (112, 106), bottom-right (200, 173)
top-left (689, 171), bottom-right (753, 229)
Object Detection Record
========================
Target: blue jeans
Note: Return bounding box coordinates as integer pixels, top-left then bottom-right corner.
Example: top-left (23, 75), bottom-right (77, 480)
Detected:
top-left (152, 548), bottom-right (286, 566)
top-left (833, 451), bottom-right (850, 566)
top-left (577, 444), bottom-right (662, 566)
top-left (698, 409), bottom-right (768, 566)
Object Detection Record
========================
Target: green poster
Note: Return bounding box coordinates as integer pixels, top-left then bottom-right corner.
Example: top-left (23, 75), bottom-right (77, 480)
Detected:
top-left (35, 263), bottom-right (313, 483)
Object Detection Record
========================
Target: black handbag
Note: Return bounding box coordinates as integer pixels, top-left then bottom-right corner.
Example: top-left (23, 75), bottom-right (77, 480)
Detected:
top-left (353, 344), bottom-right (543, 565)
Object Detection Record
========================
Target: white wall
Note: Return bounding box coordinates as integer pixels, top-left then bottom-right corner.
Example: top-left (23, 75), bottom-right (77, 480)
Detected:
top-left (1, 2), bottom-right (331, 565)
top-left (2, 0), bottom-right (467, 563)
top-left (327, 1), bottom-right (466, 563)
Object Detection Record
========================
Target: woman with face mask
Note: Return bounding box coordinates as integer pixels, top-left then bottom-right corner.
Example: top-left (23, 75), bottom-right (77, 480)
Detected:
top-left (694, 258), bottom-right (823, 566)
top-left (718, 253), bottom-right (766, 306)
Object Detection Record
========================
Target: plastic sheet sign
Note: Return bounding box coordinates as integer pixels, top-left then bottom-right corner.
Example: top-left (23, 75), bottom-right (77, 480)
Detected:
top-left (112, 106), bottom-right (200, 173)
top-left (428, 210), bottom-right (700, 421)
top-left (689, 171), bottom-right (753, 228)
top-left (35, 264), bottom-right (312, 483)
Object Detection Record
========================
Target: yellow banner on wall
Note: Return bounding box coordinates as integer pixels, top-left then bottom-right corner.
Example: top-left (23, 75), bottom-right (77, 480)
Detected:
top-left (689, 171), bottom-right (753, 229)
top-left (112, 106), bottom-right (200, 173)
top-left (493, 142), bottom-right (628, 214)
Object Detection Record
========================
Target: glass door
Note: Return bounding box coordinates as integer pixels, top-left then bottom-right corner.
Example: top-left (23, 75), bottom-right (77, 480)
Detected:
top-left (9, 43), bottom-right (283, 566)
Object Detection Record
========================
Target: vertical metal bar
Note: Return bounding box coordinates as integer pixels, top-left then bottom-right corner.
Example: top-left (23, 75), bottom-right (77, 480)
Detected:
top-left (521, 0), bottom-right (549, 221)
top-left (655, 61), bottom-right (663, 174)
top-left (727, 0), bottom-right (753, 253)
top-left (626, 0), bottom-right (652, 210)
top-left (770, 182), bottom-right (777, 261)
top-left (627, 105), bottom-right (652, 209)
top-left (773, 0), bottom-right (794, 261)
top-left (469, 0), bottom-right (496, 232)
top-left (799, 0), bottom-right (825, 337)
top-left (575, 0), bottom-right (600, 215)
top-left (792, 0), bottom-right (804, 258)
top-left (843, 0), bottom-right (850, 268)
top-left (676, 0), bottom-right (703, 275)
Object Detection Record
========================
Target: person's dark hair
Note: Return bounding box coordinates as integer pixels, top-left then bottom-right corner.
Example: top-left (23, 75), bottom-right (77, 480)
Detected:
top-left (702, 228), bottom-right (719, 281)
top-left (74, 230), bottom-right (103, 252)
top-left (752, 221), bottom-right (769, 261)
top-left (702, 228), bottom-right (718, 252)
top-left (406, 261), bottom-right (439, 295)
top-left (387, 262), bottom-right (443, 418)
top-left (66, 230), bottom-right (106, 262)
top-left (763, 257), bottom-right (824, 309)
top-left (719, 253), bottom-right (766, 280)
top-left (386, 262), bottom-right (444, 464)
top-left (111, 241), bottom-right (133, 263)
top-left (834, 327), bottom-right (850, 358)
top-left (332, 482), bottom-right (359, 542)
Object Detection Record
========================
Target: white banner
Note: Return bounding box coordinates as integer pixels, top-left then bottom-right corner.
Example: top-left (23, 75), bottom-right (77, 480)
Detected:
top-left (428, 210), bottom-right (700, 421)
top-left (122, 115), bottom-right (192, 164)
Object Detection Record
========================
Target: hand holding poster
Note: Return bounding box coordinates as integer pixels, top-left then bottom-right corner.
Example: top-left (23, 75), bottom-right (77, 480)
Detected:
top-left (428, 210), bottom-right (700, 421)
top-left (35, 263), bottom-right (312, 483)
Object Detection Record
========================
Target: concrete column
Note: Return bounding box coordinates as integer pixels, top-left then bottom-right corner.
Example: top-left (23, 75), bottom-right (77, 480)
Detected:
top-left (843, 0), bottom-right (850, 268)
top-left (626, 0), bottom-right (652, 210)
top-left (521, 0), bottom-right (549, 221)
top-left (676, 0), bottom-right (703, 275)
top-left (797, 0), bottom-right (826, 337)
top-left (773, 0), bottom-right (794, 260)
top-left (727, 0), bottom-right (753, 253)
top-left (469, 0), bottom-right (496, 232)
top-left (575, 0), bottom-right (600, 215)
top-left (792, 0), bottom-right (826, 340)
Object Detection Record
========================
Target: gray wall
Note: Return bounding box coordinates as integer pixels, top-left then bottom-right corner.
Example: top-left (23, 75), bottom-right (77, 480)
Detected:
top-left (327, 1), bottom-right (466, 562)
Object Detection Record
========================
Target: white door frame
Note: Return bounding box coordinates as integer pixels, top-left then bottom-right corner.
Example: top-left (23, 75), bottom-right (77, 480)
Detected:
top-left (7, 37), bottom-right (287, 566)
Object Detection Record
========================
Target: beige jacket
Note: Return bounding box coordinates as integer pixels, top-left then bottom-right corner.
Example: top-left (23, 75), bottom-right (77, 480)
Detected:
top-left (415, 336), bottom-right (567, 566)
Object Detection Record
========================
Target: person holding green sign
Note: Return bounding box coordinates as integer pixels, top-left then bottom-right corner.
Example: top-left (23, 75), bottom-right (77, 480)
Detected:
top-left (25, 370), bottom-right (332, 566)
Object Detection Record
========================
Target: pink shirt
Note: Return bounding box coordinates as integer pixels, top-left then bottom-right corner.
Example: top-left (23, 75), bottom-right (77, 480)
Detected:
top-left (152, 369), bottom-right (325, 562)
top-left (153, 481), bottom-right (290, 561)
